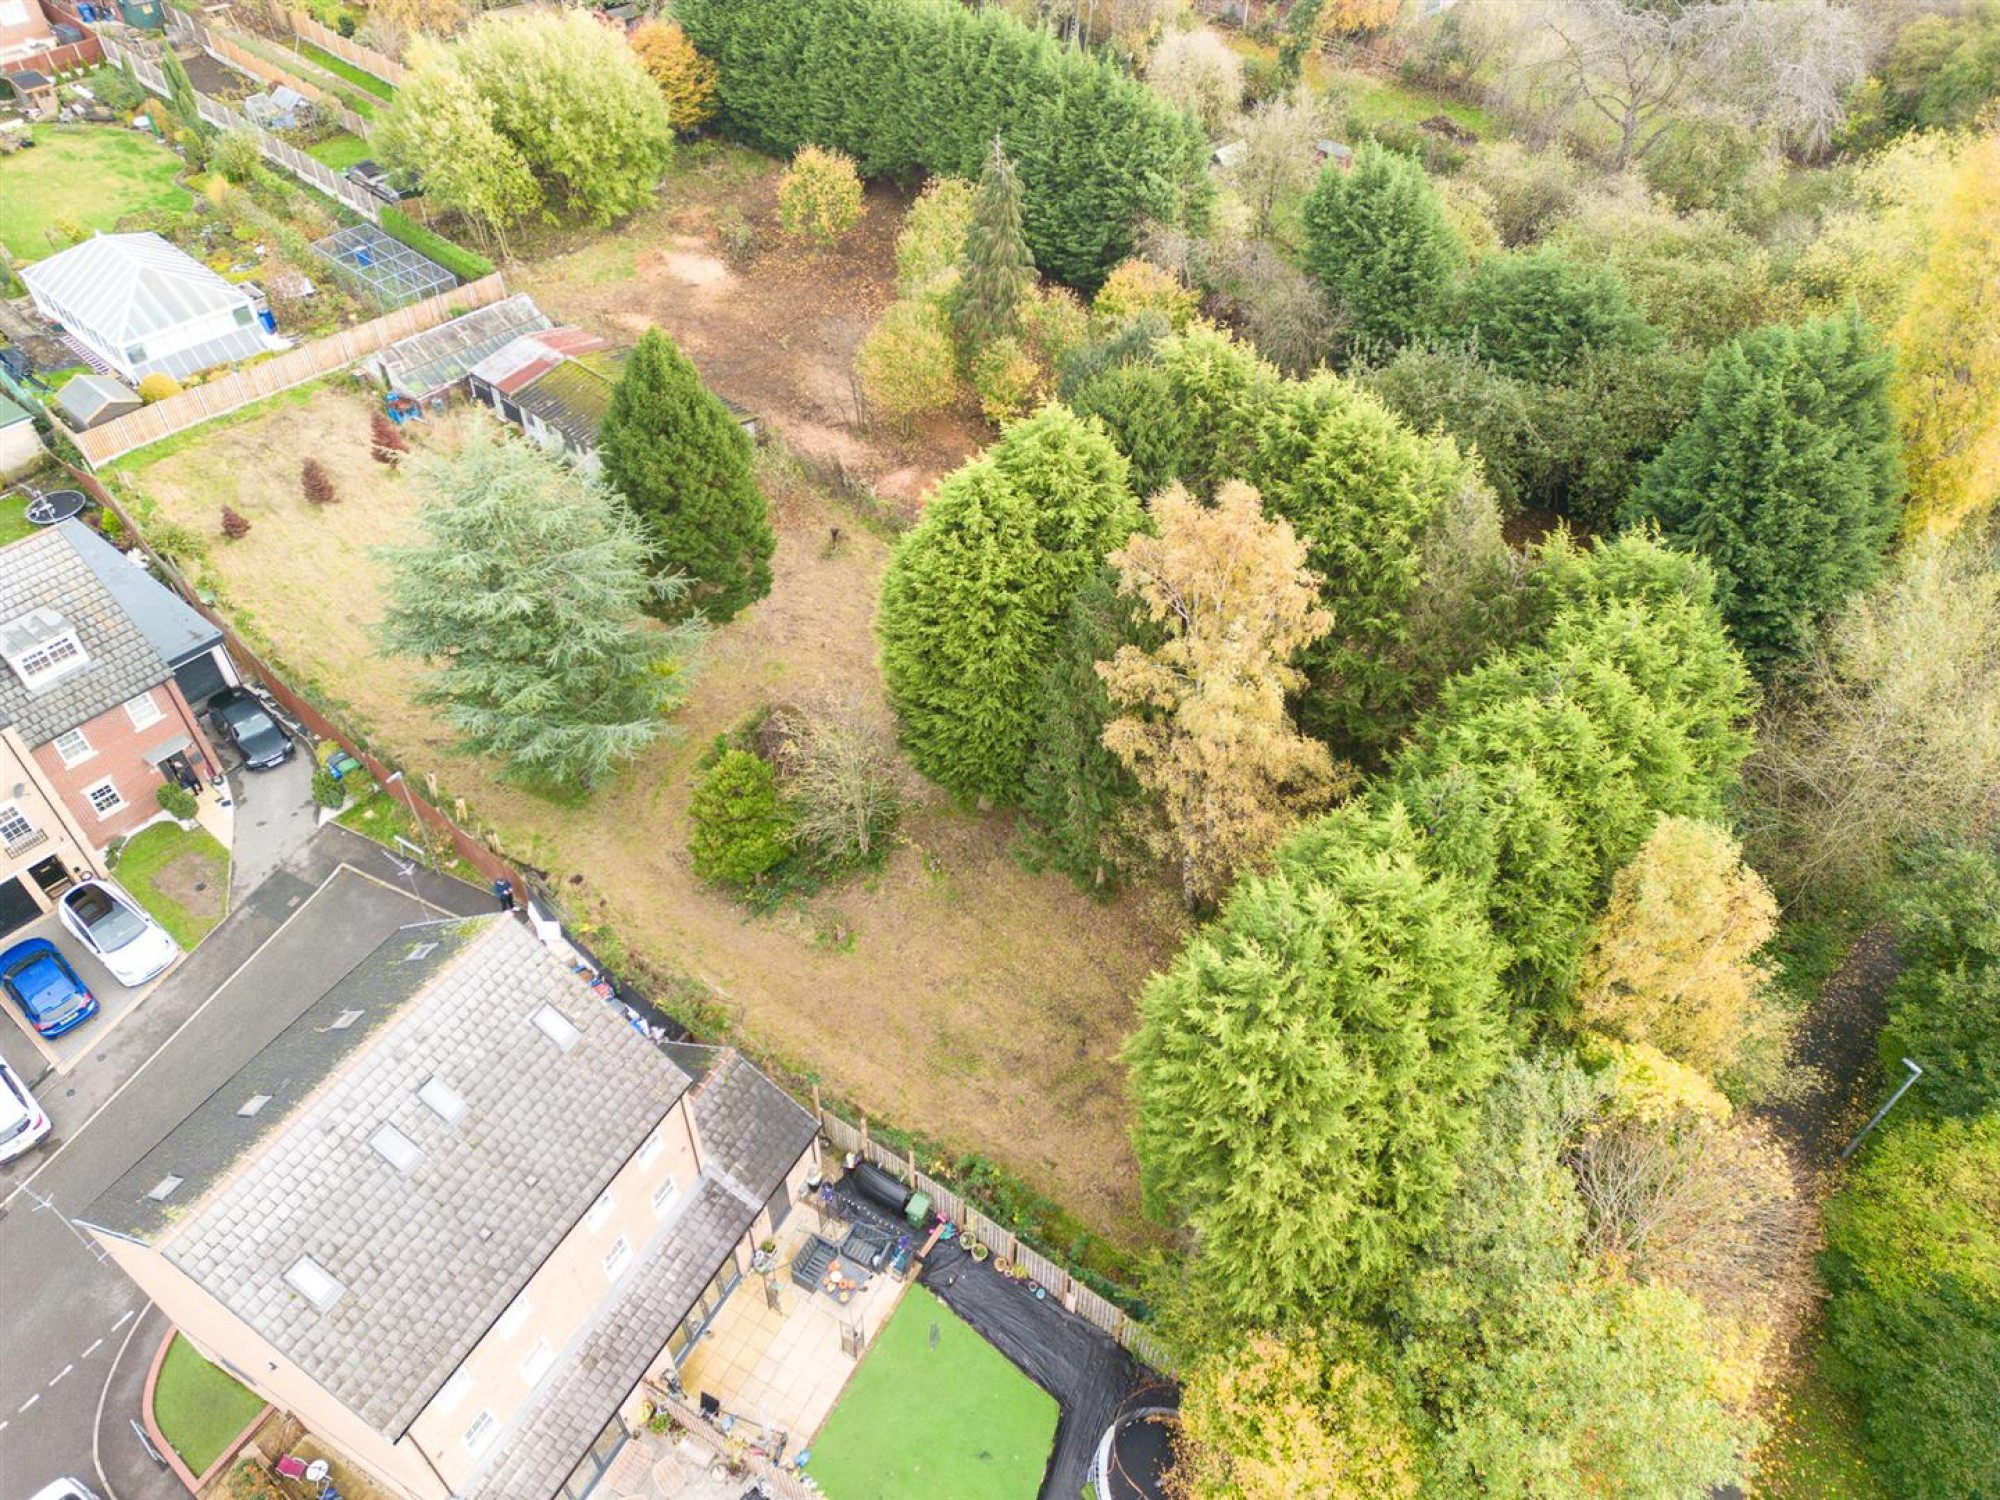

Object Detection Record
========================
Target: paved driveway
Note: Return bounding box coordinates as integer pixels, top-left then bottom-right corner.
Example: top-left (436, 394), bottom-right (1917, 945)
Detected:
top-left (0, 908), bottom-right (173, 1077)
top-left (0, 827), bottom-right (490, 1500)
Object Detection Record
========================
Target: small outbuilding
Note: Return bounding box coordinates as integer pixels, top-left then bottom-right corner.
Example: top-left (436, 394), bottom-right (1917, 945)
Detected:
top-left (53, 373), bottom-right (142, 431)
top-left (21, 232), bottom-right (269, 383)
top-left (373, 292), bottom-right (551, 402)
top-left (3, 69), bottom-right (54, 119)
top-left (0, 393), bottom-right (43, 477)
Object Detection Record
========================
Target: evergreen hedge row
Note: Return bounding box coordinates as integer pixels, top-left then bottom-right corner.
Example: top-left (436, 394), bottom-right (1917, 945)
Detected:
top-left (675, 0), bottom-right (1210, 288)
top-left (378, 206), bottom-right (496, 283)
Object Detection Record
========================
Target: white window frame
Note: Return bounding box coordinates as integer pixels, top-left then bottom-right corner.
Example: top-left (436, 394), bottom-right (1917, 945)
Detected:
top-left (651, 1176), bottom-right (679, 1220)
top-left (532, 1004), bottom-right (581, 1052)
top-left (0, 803), bottom-right (32, 846)
top-left (369, 1123), bottom-right (423, 1175)
top-left (603, 1236), bottom-right (631, 1281)
top-left (494, 1295), bottom-right (532, 1341)
top-left (636, 1128), bottom-right (664, 1169)
top-left (519, 1339), bottom-right (556, 1388)
top-left (83, 778), bottom-right (123, 818)
top-left (285, 1255), bottom-right (343, 1311)
top-left (418, 1075), bottom-right (468, 1124)
top-left (10, 630), bottom-right (87, 687)
top-left (52, 727), bottom-right (93, 767)
top-left (125, 691), bottom-right (164, 730)
top-left (463, 1410), bottom-right (499, 1457)
top-left (432, 1369), bottom-right (473, 1415)
top-left (585, 1190), bottom-right (614, 1232)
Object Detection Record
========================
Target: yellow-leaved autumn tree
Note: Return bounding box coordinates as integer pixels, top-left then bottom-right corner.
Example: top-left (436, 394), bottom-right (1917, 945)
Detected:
top-left (628, 19), bottom-right (718, 132)
top-left (1578, 815), bottom-right (1785, 1097)
top-left (1892, 127), bottom-right (2000, 534)
top-left (1170, 1331), bottom-right (1422, 1500)
top-left (1099, 481), bottom-right (1346, 910)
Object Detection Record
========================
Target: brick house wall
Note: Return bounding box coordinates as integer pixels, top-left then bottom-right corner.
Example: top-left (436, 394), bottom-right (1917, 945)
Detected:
top-left (30, 677), bottom-right (221, 850)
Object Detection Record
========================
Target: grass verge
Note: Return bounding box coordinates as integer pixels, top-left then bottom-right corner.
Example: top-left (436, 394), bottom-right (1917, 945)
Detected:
top-left (805, 1286), bottom-right (1059, 1500)
top-left (113, 822), bottom-right (230, 949)
top-left (335, 788), bottom-right (483, 886)
top-left (153, 1334), bottom-right (265, 1476)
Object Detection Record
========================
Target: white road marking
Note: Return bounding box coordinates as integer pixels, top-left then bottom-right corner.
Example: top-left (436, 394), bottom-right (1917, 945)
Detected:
top-left (49, 1364), bottom-right (73, 1386)
top-left (18, 1393), bottom-right (38, 1413)
top-left (82, 1338), bottom-right (103, 1357)
top-left (95, 1299), bottom-right (154, 1500)
top-left (111, 1309), bottom-right (133, 1331)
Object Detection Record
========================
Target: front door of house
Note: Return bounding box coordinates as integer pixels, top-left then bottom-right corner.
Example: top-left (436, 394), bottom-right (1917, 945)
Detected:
top-left (28, 855), bottom-right (74, 901)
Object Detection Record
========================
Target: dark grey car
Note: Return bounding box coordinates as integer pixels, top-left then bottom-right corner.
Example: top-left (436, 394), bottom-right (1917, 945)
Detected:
top-left (209, 688), bottom-right (294, 770)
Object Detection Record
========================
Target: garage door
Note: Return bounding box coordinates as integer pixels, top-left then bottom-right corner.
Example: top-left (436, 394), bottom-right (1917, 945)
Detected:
top-left (174, 651), bottom-right (228, 709)
top-left (0, 876), bottom-right (42, 938)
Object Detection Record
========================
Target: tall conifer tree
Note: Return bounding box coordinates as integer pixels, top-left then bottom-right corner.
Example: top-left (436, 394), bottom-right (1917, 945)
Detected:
top-left (952, 136), bottom-right (1035, 353)
top-left (598, 328), bottom-right (774, 624)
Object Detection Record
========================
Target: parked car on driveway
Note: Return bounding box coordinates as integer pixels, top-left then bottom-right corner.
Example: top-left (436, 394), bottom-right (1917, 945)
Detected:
top-left (58, 880), bottom-right (179, 987)
top-left (29, 1481), bottom-right (104, 1500)
top-left (0, 1052), bottom-right (52, 1162)
top-left (0, 937), bottom-right (98, 1038)
top-left (209, 686), bottom-right (294, 771)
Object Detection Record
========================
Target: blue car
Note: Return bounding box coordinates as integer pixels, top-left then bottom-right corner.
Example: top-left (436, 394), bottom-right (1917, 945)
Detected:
top-left (1, 937), bottom-right (98, 1038)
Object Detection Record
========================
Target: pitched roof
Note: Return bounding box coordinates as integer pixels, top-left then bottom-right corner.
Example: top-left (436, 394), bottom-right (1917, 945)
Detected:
top-left (91, 916), bottom-right (698, 1437)
top-left (20, 233), bottom-right (255, 346)
top-left (54, 374), bottom-right (141, 426)
top-left (691, 1049), bottom-right (819, 1203)
top-left (0, 392), bottom-right (31, 429)
top-left (377, 293), bottom-right (551, 398)
top-left (467, 326), bottom-right (613, 399)
top-left (59, 520), bottom-right (221, 668)
top-left (513, 348), bottom-right (625, 452)
top-left (0, 526), bottom-right (172, 744)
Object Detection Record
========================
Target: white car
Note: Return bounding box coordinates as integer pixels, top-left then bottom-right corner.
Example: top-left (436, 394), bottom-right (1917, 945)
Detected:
top-left (27, 1478), bottom-right (100, 1500)
top-left (0, 1054), bottom-right (50, 1164)
top-left (58, 879), bottom-right (180, 988)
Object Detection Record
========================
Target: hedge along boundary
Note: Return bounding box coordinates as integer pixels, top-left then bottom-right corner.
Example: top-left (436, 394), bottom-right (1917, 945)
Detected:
top-left (379, 206), bottom-right (495, 281)
top-left (674, 0), bottom-right (1210, 289)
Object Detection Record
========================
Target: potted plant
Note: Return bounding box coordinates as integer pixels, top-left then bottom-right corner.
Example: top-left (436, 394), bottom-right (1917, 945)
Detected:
top-left (967, 1238), bottom-right (989, 1263)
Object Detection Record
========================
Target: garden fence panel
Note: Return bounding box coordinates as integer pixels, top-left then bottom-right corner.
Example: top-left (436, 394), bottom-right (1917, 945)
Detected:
top-left (201, 27), bottom-right (370, 138)
top-left (61, 272), bottom-right (507, 465)
top-left (1015, 1243), bottom-right (1066, 1294)
top-left (646, 1393), bottom-right (817, 1500)
top-left (285, 9), bottom-right (405, 86)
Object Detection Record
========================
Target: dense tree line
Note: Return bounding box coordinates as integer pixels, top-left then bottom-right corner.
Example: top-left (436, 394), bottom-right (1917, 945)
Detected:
top-left (674, 0), bottom-right (1210, 286)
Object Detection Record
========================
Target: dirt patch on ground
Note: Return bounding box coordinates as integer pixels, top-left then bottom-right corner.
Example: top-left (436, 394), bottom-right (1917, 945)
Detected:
top-left (511, 147), bottom-right (987, 516)
top-left (120, 386), bottom-right (1182, 1243)
top-left (150, 851), bottom-right (228, 927)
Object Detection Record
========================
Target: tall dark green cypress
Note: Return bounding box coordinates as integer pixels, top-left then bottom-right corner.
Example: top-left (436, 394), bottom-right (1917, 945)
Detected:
top-left (1301, 142), bottom-right (1462, 352)
top-left (952, 136), bottom-right (1035, 353)
top-left (160, 48), bottom-right (208, 145)
top-left (597, 328), bottom-right (774, 624)
top-left (1624, 310), bottom-right (1904, 667)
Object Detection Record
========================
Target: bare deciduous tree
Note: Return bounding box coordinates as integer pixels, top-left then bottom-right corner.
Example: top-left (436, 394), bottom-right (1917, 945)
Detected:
top-left (1224, 91), bottom-right (1335, 242)
top-left (771, 694), bottom-right (907, 868)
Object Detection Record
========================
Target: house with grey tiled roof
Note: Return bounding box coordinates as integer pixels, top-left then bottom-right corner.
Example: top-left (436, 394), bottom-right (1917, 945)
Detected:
top-left (0, 522), bottom-right (227, 922)
top-left (81, 913), bottom-right (821, 1500)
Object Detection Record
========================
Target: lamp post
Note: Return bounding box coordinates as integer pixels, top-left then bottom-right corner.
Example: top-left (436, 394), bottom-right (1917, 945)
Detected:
top-left (1839, 1058), bottom-right (1924, 1161)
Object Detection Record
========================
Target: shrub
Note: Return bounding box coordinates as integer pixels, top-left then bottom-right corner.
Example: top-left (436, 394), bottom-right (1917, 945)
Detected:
top-left (628, 19), bottom-right (718, 132)
top-left (970, 335), bottom-right (1041, 425)
top-left (155, 783), bottom-right (198, 820)
top-left (212, 125), bottom-right (262, 185)
top-left (772, 697), bottom-right (903, 869)
top-left (301, 458), bottom-right (338, 506)
top-left (310, 765), bottom-right (346, 810)
top-left (777, 144), bottom-right (865, 247)
top-left (377, 206), bottom-right (494, 281)
top-left (136, 372), bottom-right (183, 403)
top-left (894, 176), bottom-right (975, 295)
top-left (220, 506), bottom-right (251, 539)
top-left (856, 297), bottom-right (961, 425)
top-left (1091, 257), bottom-right (1197, 332)
top-left (688, 747), bottom-right (793, 887)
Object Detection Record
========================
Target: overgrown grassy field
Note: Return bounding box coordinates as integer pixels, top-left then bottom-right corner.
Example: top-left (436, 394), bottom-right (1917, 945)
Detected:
top-left (0, 127), bottom-right (190, 262)
top-left (806, 1287), bottom-right (1058, 1500)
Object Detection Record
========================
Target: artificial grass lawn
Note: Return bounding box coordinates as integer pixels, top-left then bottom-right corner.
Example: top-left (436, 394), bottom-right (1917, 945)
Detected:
top-left (0, 126), bottom-right (191, 262)
top-left (153, 1334), bottom-right (265, 1476)
top-left (306, 132), bottom-right (373, 171)
top-left (806, 1287), bottom-right (1059, 1500)
top-left (114, 822), bottom-right (230, 949)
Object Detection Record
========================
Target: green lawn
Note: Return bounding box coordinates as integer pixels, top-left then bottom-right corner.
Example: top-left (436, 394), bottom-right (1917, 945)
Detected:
top-left (0, 493), bottom-right (38, 548)
top-left (806, 1287), bottom-right (1058, 1500)
top-left (1323, 64), bottom-right (1506, 142)
top-left (153, 1334), bottom-right (265, 1476)
top-left (293, 38), bottom-right (396, 101)
top-left (1760, 1341), bottom-right (1889, 1500)
top-left (114, 822), bottom-right (230, 948)
top-left (306, 132), bottom-right (372, 171)
top-left (0, 127), bottom-right (191, 263)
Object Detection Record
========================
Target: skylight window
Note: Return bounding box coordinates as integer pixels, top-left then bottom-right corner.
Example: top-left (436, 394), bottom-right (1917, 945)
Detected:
top-left (2, 609), bottom-right (89, 690)
top-left (418, 1075), bottom-right (467, 1123)
top-left (285, 1255), bottom-right (344, 1310)
top-left (369, 1123), bottom-right (423, 1174)
top-left (329, 1008), bottom-right (365, 1031)
top-left (147, 1175), bottom-right (183, 1202)
top-left (405, 942), bottom-right (438, 963)
top-left (237, 1094), bottom-right (272, 1118)
top-left (532, 1005), bottom-right (581, 1052)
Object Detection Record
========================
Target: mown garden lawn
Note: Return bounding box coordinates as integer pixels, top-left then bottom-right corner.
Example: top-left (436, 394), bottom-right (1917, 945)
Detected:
top-left (114, 823), bottom-right (229, 948)
top-left (153, 1334), bottom-right (265, 1475)
top-left (0, 126), bottom-right (190, 262)
top-left (305, 132), bottom-right (373, 171)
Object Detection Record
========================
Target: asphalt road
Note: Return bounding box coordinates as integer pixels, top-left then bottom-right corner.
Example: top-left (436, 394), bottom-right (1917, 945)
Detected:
top-left (0, 810), bottom-right (491, 1500)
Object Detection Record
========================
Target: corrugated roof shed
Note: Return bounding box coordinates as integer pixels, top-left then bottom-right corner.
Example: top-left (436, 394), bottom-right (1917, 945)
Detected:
top-left (20, 232), bottom-right (255, 346)
top-left (376, 293), bottom-right (551, 399)
top-left (467, 326), bottom-right (612, 399)
top-left (513, 347), bottom-right (625, 452)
